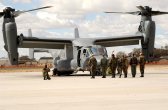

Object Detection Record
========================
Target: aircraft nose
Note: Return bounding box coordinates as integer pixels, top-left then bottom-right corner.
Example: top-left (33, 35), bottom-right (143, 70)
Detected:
top-left (95, 56), bottom-right (103, 66)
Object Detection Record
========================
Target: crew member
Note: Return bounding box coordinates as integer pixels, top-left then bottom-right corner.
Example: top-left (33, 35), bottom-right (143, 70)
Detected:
top-left (88, 55), bottom-right (97, 79)
top-left (117, 57), bottom-right (123, 78)
top-left (130, 54), bottom-right (138, 78)
top-left (43, 64), bottom-right (51, 80)
top-left (139, 53), bottom-right (146, 77)
top-left (122, 55), bottom-right (129, 78)
top-left (100, 55), bottom-right (108, 78)
top-left (109, 54), bottom-right (117, 78)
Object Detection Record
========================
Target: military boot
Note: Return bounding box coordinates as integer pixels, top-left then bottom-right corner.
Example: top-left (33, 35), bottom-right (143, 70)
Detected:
top-left (102, 76), bottom-right (106, 78)
top-left (112, 74), bottom-right (115, 78)
top-left (119, 74), bottom-right (122, 78)
top-left (140, 74), bottom-right (144, 77)
top-left (124, 74), bottom-right (127, 78)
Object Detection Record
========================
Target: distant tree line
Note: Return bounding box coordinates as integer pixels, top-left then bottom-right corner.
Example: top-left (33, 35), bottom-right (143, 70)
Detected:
top-left (19, 56), bottom-right (36, 64)
top-left (116, 44), bottom-right (168, 58)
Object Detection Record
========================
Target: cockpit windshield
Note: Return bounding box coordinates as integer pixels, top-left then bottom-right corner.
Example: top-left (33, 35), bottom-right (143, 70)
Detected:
top-left (88, 46), bottom-right (107, 56)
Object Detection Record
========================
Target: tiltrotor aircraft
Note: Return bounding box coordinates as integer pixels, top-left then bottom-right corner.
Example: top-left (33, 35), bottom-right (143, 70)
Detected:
top-left (1, 6), bottom-right (168, 75)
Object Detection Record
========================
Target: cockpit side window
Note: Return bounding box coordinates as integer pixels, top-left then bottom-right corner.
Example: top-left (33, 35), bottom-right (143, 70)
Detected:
top-left (91, 47), bottom-right (98, 55)
top-left (83, 49), bottom-right (89, 57)
top-left (83, 49), bottom-right (86, 54)
top-left (89, 46), bottom-right (107, 56)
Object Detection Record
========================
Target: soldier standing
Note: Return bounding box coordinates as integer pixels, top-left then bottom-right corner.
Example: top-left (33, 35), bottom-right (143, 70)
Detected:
top-left (130, 54), bottom-right (138, 78)
top-left (43, 64), bottom-right (51, 80)
top-left (139, 53), bottom-right (146, 77)
top-left (109, 54), bottom-right (117, 78)
top-left (116, 56), bottom-right (120, 74)
top-left (117, 57), bottom-right (123, 78)
top-left (88, 55), bottom-right (97, 79)
top-left (100, 55), bottom-right (108, 78)
top-left (122, 55), bottom-right (129, 78)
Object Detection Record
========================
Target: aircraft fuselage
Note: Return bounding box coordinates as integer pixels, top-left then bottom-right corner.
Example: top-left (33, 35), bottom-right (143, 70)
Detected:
top-left (53, 45), bottom-right (108, 74)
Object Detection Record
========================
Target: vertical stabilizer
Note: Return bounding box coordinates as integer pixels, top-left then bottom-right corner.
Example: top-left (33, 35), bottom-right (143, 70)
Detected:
top-left (75, 28), bottom-right (79, 38)
top-left (28, 29), bottom-right (34, 59)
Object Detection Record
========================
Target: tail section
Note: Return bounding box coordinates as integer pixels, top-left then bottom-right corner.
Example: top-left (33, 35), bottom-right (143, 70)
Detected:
top-left (74, 28), bottom-right (79, 38)
top-left (28, 29), bottom-right (34, 59)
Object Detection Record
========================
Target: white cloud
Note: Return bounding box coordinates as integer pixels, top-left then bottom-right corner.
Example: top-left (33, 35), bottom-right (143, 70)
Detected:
top-left (12, 0), bottom-right (32, 3)
top-left (0, 0), bottom-right (168, 59)
top-left (0, 2), bottom-right (5, 10)
top-left (155, 34), bottom-right (168, 48)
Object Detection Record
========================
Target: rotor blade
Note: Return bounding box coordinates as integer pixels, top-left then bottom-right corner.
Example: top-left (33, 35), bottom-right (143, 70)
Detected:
top-left (23, 6), bottom-right (52, 13)
top-left (136, 6), bottom-right (145, 11)
top-left (0, 12), bottom-right (4, 18)
top-left (151, 11), bottom-right (168, 16)
top-left (13, 6), bottom-right (52, 17)
top-left (105, 11), bottom-right (141, 15)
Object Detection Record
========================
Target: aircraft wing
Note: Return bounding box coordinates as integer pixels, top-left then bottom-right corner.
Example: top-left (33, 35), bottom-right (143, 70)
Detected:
top-left (94, 35), bottom-right (143, 47)
top-left (18, 36), bottom-right (73, 49)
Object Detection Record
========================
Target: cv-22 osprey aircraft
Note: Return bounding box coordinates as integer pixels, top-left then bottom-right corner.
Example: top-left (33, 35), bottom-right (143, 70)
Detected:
top-left (1, 6), bottom-right (168, 75)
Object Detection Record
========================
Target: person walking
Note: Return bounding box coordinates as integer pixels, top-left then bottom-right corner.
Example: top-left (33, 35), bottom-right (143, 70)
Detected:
top-left (100, 55), bottom-right (108, 78)
top-left (109, 54), bottom-right (117, 78)
top-left (116, 56), bottom-right (120, 75)
top-left (122, 55), bottom-right (129, 78)
top-left (88, 55), bottom-right (97, 79)
top-left (139, 53), bottom-right (146, 77)
top-left (117, 57), bottom-right (123, 78)
top-left (130, 54), bottom-right (138, 78)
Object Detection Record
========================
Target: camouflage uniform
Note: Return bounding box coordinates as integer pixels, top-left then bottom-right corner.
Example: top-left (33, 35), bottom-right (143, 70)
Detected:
top-left (116, 57), bottom-right (120, 74)
top-left (117, 58), bottom-right (123, 78)
top-left (109, 54), bottom-right (117, 78)
top-left (122, 56), bottom-right (129, 78)
top-left (139, 54), bottom-right (146, 77)
top-left (130, 54), bottom-right (138, 78)
top-left (100, 56), bottom-right (108, 78)
top-left (88, 55), bottom-right (97, 78)
top-left (43, 65), bottom-right (51, 80)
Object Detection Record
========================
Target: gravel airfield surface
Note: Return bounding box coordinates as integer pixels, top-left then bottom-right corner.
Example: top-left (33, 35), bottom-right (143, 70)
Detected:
top-left (0, 65), bottom-right (168, 110)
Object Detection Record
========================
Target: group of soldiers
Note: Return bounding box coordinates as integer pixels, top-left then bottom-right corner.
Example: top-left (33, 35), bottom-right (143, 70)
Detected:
top-left (42, 53), bottom-right (145, 80)
top-left (88, 53), bottom-right (146, 79)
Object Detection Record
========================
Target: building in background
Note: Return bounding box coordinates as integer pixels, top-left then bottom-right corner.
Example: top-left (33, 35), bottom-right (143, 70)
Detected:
top-left (38, 57), bottom-right (53, 66)
top-left (0, 57), bottom-right (9, 66)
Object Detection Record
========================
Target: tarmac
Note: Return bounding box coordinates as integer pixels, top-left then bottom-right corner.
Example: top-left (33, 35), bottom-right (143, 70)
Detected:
top-left (0, 65), bottom-right (168, 110)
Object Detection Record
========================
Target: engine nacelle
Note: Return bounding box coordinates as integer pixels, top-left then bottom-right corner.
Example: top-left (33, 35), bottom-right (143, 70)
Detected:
top-left (141, 21), bottom-right (155, 61)
top-left (5, 22), bottom-right (18, 65)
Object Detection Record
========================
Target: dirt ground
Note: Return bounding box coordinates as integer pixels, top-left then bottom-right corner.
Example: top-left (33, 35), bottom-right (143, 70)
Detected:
top-left (0, 59), bottom-right (167, 73)
top-left (0, 64), bottom-right (167, 73)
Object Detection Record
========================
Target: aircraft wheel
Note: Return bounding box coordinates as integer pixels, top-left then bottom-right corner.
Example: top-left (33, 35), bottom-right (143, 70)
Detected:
top-left (57, 71), bottom-right (74, 76)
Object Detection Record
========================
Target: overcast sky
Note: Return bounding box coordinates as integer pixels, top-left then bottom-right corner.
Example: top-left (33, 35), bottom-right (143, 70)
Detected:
top-left (0, 0), bottom-right (168, 59)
